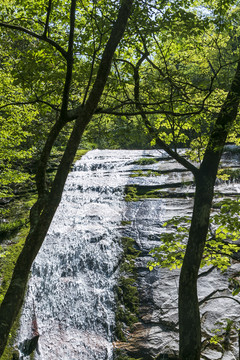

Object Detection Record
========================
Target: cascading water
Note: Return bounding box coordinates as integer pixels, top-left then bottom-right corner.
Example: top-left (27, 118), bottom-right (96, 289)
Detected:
top-left (17, 149), bottom-right (161, 360)
top-left (16, 148), bottom-right (240, 360)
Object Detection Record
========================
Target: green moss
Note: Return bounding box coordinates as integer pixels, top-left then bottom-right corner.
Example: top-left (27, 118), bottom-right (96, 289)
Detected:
top-left (120, 260), bottom-right (136, 274)
top-left (115, 236), bottom-right (140, 347)
top-left (0, 219), bottom-right (26, 242)
top-left (1, 246), bottom-right (25, 360)
top-left (132, 158), bottom-right (158, 166)
top-left (124, 186), bottom-right (139, 202)
top-left (0, 192), bottom-right (35, 306)
top-left (121, 237), bottom-right (140, 257)
top-left (0, 226), bottom-right (28, 304)
top-left (124, 185), bottom-right (164, 201)
top-left (1, 312), bottom-right (21, 360)
top-left (124, 185), bottom-right (195, 201)
top-left (130, 169), bottom-right (162, 178)
top-left (121, 221), bottom-right (132, 226)
top-left (114, 349), bottom-right (143, 360)
top-left (143, 189), bottom-right (168, 198)
top-left (118, 277), bottom-right (139, 313)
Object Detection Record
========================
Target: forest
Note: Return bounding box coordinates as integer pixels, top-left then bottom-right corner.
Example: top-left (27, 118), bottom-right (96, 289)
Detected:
top-left (1, 0), bottom-right (240, 359)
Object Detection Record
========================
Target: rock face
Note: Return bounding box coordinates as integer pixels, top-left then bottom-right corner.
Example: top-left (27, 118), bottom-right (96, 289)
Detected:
top-left (16, 149), bottom-right (240, 360)
top-left (19, 335), bottom-right (39, 358)
top-left (116, 149), bottom-right (240, 360)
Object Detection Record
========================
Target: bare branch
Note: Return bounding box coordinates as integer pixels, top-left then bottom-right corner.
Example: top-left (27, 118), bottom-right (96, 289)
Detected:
top-left (207, 59), bottom-right (217, 76)
top-left (96, 108), bottom-right (207, 117)
top-left (208, 296), bottom-right (240, 305)
top-left (34, 98), bottom-right (60, 112)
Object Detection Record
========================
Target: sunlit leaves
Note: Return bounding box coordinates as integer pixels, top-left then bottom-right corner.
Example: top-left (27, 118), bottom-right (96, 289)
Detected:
top-left (0, 74), bottom-right (39, 196)
top-left (148, 200), bottom-right (240, 272)
top-left (149, 233), bottom-right (186, 270)
top-left (103, 0), bottom-right (240, 161)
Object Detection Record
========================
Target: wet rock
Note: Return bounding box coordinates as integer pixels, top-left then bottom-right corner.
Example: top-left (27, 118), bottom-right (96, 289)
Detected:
top-left (117, 150), bottom-right (240, 360)
top-left (19, 335), bottom-right (39, 356)
top-left (11, 349), bottom-right (20, 360)
top-left (15, 150), bottom-right (240, 360)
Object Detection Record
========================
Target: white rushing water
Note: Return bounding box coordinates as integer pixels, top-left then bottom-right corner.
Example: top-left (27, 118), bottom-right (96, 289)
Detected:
top-left (16, 148), bottom-right (240, 360)
top-left (17, 149), bottom-right (168, 360)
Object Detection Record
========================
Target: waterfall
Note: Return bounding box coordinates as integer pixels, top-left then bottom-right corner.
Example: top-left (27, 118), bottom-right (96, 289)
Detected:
top-left (16, 149), bottom-right (240, 360)
top-left (17, 149), bottom-right (160, 360)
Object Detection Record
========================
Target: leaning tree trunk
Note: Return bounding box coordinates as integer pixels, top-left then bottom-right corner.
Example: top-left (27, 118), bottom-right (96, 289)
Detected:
top-left (0, 1), bottom-right (133, 356)
top-left (179, 59), bottom-right (240, 360)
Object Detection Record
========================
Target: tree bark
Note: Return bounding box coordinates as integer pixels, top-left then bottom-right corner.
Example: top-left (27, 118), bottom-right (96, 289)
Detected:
top-left (179, 59), bottom-right (240, 360)
top-left (0, 0), bottom-right (133, 356)
top-left (179, 173), bottom-right (215, 359)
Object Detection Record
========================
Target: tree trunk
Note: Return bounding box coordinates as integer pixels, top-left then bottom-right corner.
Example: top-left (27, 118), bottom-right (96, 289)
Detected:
top-left (179, 172), bottom-right (215, 359)
top-left (179, 59), bottom-right (240, 360)
top-left (0, 0), bottom-right (133, 356)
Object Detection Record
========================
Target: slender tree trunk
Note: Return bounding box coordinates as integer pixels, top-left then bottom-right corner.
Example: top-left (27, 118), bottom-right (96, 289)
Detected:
top-left (179, 59), bottom-right (240, 360)
top-left (179, 172), bottom-right (215, 359)
top-left (0, 1), bottom-right (133, 356)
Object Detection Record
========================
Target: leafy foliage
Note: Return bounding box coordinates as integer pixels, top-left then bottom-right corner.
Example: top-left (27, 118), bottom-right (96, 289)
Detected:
top-left (96, 1), bottom-right (240, 162)
top-left (1, 0), bottom-right (240, 357)
top-left (0, 73), bottom-right (39, 197)
top-left (148, 199), bottom-right (240, 272)
top-left (209, 318), bottom-right (238, 351)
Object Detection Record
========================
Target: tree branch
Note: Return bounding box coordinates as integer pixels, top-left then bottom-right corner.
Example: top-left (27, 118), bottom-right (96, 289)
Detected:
top-left (59, 0), bottom-right (76, 117)
top-left (0, 99), bottom-right (59, 112)
top-left (133, 54), bottom-right (199, 176)
top-left (0, 21), bottom-right (68, 59)
top-left (43, 0), bottom-right (52, 38)
top-left (96, 108), bottom-right (207, 117)
top-left (82, 48), bottom-right (98, 106)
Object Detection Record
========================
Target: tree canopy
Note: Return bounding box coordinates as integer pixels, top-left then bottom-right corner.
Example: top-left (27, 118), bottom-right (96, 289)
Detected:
top-left (1, 0), bottom-right (240, 359)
